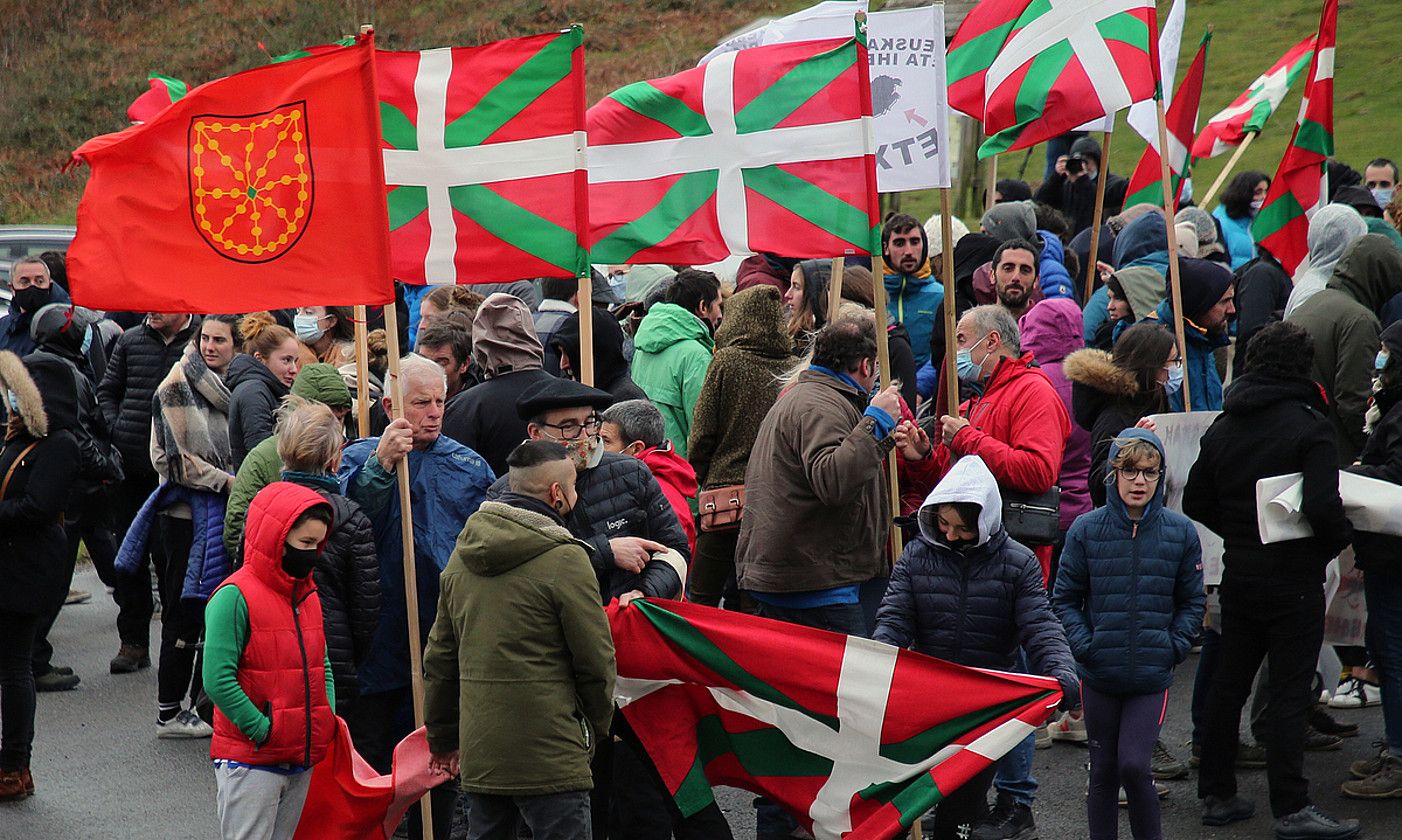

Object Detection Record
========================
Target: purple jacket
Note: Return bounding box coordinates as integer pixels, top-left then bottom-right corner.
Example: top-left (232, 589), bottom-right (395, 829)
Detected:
top-left (1019, 299), bottom-right (1092, 530)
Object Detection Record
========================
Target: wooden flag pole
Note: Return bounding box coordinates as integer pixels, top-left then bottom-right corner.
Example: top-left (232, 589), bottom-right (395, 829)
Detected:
top-left (1083, 129), bottom-right (1114, 303)
top-left (353, 304), bottom-right (370, 438)
top-left (939, 190), bottom-right (960, 417)
top-left (1200, 131), bottom-right (1257, 209)
top-left (1155, 99), bottom-right (1193, 412)
top-left (382, 301), bottom-right (436, 839)
top-left (827, 256), bottom-right (845, 322)
top-left (578, 272), bottom-right (595, 386)
top-left (985, 153), bottom-right (999, 212)
top-left (871, 256), bottom-right (904, 565)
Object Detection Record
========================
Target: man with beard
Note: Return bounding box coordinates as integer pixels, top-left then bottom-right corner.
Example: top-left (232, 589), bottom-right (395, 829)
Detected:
top-left (631, 269), bottom-right (721, 459)
top-left (1153, 257), bottom-right (1236, 411)
top-left (882, 213), bottom-right (943, 367)
top-left (990, 239), bottom-right (1041, 320)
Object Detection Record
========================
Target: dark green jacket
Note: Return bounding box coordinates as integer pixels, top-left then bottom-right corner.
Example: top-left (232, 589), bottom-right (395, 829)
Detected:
top-left (423, 497), bottom-right (615, 794)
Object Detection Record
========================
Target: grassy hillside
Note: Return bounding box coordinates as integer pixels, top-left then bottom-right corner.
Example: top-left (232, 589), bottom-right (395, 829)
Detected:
top-left (4, 0), bottom-right (1401, 227)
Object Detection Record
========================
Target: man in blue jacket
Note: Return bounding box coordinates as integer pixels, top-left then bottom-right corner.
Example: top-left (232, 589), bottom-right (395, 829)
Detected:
top-left (340, 353), bottom-right (495, 840)
top-left (1154, 258), bottom-right (1235, 412)
top-left (882, 213), bottom-right (944, 367)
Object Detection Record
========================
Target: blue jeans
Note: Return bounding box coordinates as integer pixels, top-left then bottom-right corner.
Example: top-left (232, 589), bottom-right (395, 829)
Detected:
top-left (751, 597), bottom-right (870, 836)
top-left (993, 649), bottom-right (1038, 807)
top-left (1365, 572), bottom-right (1402, 759)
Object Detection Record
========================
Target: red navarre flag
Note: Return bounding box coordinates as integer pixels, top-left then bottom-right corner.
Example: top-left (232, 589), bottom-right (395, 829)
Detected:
top-left (69, 35), bottom-right (391, 313)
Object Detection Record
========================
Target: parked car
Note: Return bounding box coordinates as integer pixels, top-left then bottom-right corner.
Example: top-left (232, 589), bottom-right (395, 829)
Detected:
top-left (0, 225), bottom-right (77, 301)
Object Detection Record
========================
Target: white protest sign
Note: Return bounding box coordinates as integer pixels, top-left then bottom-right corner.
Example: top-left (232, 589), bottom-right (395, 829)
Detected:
top-left (1149, 411), bottom-right (1224, 585)
top-left (699, 2), bottom-right (951, 191)
top-left (1256, 470), bottom-right (1402, 543)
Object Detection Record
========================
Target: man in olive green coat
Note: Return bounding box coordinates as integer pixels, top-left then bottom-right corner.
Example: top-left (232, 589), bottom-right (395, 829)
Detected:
top-left (423, 440), bottom-right (615, 839)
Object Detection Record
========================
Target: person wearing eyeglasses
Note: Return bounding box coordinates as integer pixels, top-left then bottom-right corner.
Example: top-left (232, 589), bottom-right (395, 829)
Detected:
top-left (1184, 321), bottom-right (1359, 839)
top-left (0, 256), bottom-right (72, 358)
top-left (1053, 429), bottom-right (1204, 840)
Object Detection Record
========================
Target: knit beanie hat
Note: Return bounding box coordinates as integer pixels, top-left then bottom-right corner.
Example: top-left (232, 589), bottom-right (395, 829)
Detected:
top-left (980, 200), bottom-right (1037, 243)
top-left (1176, 257), bottom-right (1234, 323)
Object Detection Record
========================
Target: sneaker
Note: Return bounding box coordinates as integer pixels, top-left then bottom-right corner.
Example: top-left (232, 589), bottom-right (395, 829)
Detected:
top-left (33, 671), bottom-right (79, 692)
top-left (1349, 741), bottom-right (1389, 779)
top-left (1152, 739), bottom-right (1189, 780)
top-left (110, 645), bottom-right (151, 674)
top-left (1342, 754), bottom-right (1402, 799)
top-left (156, 709), bottom-right (214, 739)
top-left (64, 589), bottom-right (91, 605)
top-left (1309, 708), bottom-right (1359, 738)
top-left (1328, 678), bottom-right (1382, 709)
top-left (1034, 725), bottom-right (1052, 750)
top-left (1304, 726), bottom-right (1344, 752)
top-left (1046, 710), bottom-right (1087, 744)
top-left (1202, 794), bottom-right (1255, 826)
top-left (969, 792), bottom-right (1038, 840)
top-left (1273, 804), bottom-right (1360, 839)
top-left (1116, 783), bottom-right (1169, 806)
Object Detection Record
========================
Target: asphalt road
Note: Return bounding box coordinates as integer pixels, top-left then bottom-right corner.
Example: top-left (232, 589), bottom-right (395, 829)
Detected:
top-left (7, 569), bottom-right (1402, 839)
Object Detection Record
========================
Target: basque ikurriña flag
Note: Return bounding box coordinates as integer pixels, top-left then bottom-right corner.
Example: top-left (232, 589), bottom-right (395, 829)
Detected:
top-left (1254, 0), bottom-right (1338, 275)
top-left (1123, 30), bottom-right (1211, 209)
top-left (378, 28), bottom-right (590, 285)
top-left (609, 599), bottom-right (1062, 840)
top-left (948, 0), bottom-right (1160, 158)
top-left (1191, 35), bottom-right (1317, 160)
top-left (587, 35), bottom-right (880, 264)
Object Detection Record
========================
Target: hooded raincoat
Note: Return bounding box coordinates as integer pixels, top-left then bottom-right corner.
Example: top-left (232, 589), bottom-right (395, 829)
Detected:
top-left (873, 456), bottom-right (1078, 701)
top-left (631, 303), bottom-right (715, 459)
top-left (1052, 430), bottom-right (1204, 696)
top-left (1283, 204), bottom-right (1369, 318)
top-left (1019, 299), bottom-right (1092, 529)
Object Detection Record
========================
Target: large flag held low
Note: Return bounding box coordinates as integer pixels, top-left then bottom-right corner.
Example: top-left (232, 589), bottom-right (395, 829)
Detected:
top-left (292, 719), bottom-right (438, 840)
top-left (1191, 35), bottom-right (1317, 160)
top-left (587, 35), bottom-right (880, 265)
top-left (1123, 30), bottom-right (1211, 209)
top-left (378, 28), bottom-right (590, 285)
top-left (69, 35), bottom-right (391, 312)
top-left (948, 0), bottom-right (1161, 159)
top-left (609, 599), bottom-right (1062, 840)
top-left (1254, 0), bottom-right (1338, 275)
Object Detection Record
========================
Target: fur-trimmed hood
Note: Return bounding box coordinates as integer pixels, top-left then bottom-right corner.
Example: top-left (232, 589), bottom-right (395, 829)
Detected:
top-left (0, 350), bottom-right (46, 437)
top-left (1063, 348), bottom-right (1139, 398)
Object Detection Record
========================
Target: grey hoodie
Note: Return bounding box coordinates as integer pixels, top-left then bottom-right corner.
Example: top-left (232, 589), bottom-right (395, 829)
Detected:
top-left (472, 293), bottom-right (545, 379)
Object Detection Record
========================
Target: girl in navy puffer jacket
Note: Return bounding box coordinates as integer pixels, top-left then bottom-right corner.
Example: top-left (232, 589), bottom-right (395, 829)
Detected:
top-left (1053, 429), bottom-right (1204, 840)
top-left (875, 455), bottom-right (1077, 840)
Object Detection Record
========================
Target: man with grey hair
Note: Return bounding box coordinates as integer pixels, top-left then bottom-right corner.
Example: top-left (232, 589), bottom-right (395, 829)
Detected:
top-left (601, 399), bottom-right (698, 557)
top-left (338, 352), bottom-right (495, 840)
top-left (1, 255), bottom-right (72, 357)
top-left (920, 304), bottom-right (1070, 840)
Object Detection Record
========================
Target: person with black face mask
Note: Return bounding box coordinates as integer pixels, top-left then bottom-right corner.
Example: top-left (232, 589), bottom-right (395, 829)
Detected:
top-left (201, 483), bottom-right (337, 840)
top-left (0, 257), bottom-right (71, 359)
top-left (874, 455), bottom-right (1078, 840)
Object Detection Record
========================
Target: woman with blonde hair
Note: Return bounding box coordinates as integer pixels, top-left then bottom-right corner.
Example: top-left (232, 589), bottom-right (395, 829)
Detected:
top-left (228, 312), bottom-right (300, 467)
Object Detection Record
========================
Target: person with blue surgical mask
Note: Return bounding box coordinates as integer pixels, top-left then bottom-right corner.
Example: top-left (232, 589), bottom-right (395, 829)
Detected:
top-left (1365, 158), bottom-right (1398, 210)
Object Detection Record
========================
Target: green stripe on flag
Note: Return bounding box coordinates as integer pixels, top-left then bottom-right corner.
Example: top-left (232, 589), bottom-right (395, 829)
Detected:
top-left (673, 755), bottom-right (717, 819)
top-left (1252, 186), bottom-right (1308, 241)
top-left (734, 41), bottom-right (855, 134)
top-left (1096, 12), bottom-right (1151, 51)
top-left (630, 599), bottom-right (839, 729)
top-left (1295, 118), bottom-right (1334, 158)
top-left (449, 184), bottom-right (583, 275)
top-left (877, 694), bottom-right (1052, 765)
top-left (743, 165), bottom-right (876, 252)
top-left (695, 714), bottom-right (834, 777)
top-left (591, 171), bottom-right (720, 265)
top-left (947, 21), bottom-right (1018, 85)
top-left (151, 73), bottom-right (188, 101)
top-left (380, 102), bottom-right (417, 151)
top-left (1122, 180), bottom-right (1164, 210)
top-left (608, 82), bottom-right (712, 138)
top-left (444, 30), bottom-right (579, 148)
top-left (979, 39), bottom-right (1074, 159)
top-left (386, 186), bottom-right (429, 231)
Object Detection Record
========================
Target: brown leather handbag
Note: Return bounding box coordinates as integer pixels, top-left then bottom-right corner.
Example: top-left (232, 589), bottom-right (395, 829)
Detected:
top-left (698, 485), bottom-right (746, 532)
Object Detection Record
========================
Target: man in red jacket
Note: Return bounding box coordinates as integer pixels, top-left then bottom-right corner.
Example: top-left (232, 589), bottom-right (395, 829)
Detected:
top-left (601, 399), bottom-right (697, 558)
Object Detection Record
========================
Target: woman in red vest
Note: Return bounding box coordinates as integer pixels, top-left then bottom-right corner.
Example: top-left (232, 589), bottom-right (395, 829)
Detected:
top-left (202, 482), bottom-right (337, 839)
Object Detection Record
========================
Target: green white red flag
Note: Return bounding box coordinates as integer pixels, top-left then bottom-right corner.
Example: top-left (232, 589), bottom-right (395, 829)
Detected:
top-left (379, 29), bottom-right (590, 284)
top-left (946, 0), bottom-right (1160, 158)
top-left (587, 36), bottom-right (880, 264)
top-left (1254, 0), bottom-right (1337, 275)
top-left (1191, 35), bottom-right (1316, 160)
top-left (1123, 31), bottom-right (1211, 209)
top-left (126, 74), bottom-right (188, 124)
top-left (609, 599), bottom-right (1061, 840)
